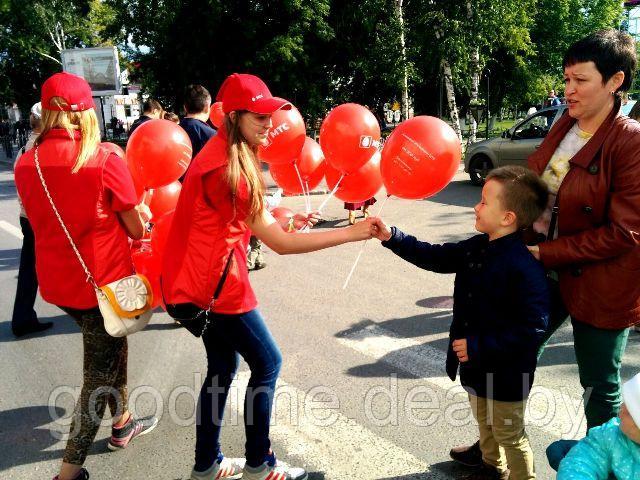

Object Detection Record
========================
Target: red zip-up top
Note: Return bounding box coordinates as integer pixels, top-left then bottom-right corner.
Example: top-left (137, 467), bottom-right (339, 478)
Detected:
top-left (161, 126), bottom-right (258, 313)
top-left (14, 129), bottom-right (138, 309)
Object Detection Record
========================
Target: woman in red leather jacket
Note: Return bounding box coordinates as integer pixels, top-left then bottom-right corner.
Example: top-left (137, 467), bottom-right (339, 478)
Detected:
top-left (162, 73), bottom-right (374, 480)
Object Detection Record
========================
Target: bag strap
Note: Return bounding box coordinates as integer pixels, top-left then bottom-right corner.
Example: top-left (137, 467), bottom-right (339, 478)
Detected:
top-left (34, 146), bottom-right (100, 292)
top-left (206, 244), bottom-right (236, 312)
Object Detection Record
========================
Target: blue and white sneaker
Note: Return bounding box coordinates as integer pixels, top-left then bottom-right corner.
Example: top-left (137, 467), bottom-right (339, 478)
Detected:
top-left (242, 452), bottom-right (307, 480)
top-left (191, 453), bottom-right (245, 480)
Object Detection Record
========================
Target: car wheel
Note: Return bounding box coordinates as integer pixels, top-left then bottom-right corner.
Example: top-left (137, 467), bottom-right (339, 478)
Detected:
top-left (469, 155), bottom-right (493, 186)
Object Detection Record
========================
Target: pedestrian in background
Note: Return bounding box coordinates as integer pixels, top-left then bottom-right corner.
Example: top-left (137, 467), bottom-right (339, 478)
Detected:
top-left (11, 102), bottom-right (53, 337)
top-left (128, 98), bottom-right (163, 137)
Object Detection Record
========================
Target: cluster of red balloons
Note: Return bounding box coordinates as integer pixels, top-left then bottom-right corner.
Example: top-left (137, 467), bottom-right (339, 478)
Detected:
top-left (266, 102), bottom-right (461, 204)
top-left (108, 119), bottom-right (194, 310)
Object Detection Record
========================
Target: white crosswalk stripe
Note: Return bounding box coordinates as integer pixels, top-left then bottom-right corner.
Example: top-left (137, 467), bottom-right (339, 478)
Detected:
top-left (229, 372), bottom-right (453, 480)
top-left (336, 323), bottom-right (587, 440)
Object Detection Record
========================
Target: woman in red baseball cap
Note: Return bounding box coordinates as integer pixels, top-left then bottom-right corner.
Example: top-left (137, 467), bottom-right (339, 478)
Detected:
top-left (162, 73), bottom-right (375, 480)
top-left (14, 72), bottom-right (158, 480)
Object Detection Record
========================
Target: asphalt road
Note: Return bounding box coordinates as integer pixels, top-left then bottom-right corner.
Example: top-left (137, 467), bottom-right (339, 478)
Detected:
top-left (1, 157), bottom-right (639, 480)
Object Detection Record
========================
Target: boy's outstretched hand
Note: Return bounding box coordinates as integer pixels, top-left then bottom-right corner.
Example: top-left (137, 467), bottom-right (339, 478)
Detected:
top-left (452, 339), bottom-right (469, 363)
top-left (368, 216), bottom-right (393, 241)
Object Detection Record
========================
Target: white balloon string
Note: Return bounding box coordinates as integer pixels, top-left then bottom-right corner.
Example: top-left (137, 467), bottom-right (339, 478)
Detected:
top-left (305, 180), bottom-right (311, 212)
top-left (317, 173), bottom-right (344, 213)
top-left (293, 164), bottom-right (310, 213)
top-left (342, 194), bottom-right (391, 290)
top-left (296, 173), bottom-right (345, 233)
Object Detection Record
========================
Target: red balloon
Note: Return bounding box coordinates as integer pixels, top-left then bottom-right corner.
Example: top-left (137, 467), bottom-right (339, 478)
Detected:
top-left (101, 142), bottom-right (125, 158)
top-left (209, 101), bottom-right (225, 128)
top-left (146, 181), bottom-right (182, 219)
top-left (126, 119), bottom-right (192, 189)
top-left (271, 207), bottom-right (294, 231)
top-left (381, 116), bottom-right (461, 199)
top-left (325, 151), bottom-right (382, 203)
top-left (320, 103), bottom-right (380, 174)
top-left (258, 105), bottom-right (306, 165)
top-left (150, 210), bottom-right (175, 260)
top-left (131, 244), bottom-right (163, 309)
top-left (269, 138), bottom-right (325, 195)
top-left (297, 137), bottom-right (325, 181)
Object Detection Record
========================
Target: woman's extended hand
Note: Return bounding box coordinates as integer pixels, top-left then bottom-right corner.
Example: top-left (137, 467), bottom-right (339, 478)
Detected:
top-left (527, 245), bottom-right (541, 260)
top-left (345, 218), bottom-right (376, 241)
top-left (368, 216), bottom-right (392, 241)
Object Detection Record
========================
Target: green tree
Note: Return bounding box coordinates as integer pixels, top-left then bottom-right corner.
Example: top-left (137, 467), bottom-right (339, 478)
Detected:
top-left (0, 0), bottom-right (118, 112)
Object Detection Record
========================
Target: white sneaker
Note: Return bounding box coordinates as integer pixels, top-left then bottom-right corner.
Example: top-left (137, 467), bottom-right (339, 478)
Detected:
top-left (242, 453), bottom-right (307, 480)
top-left (191, 455), bottom-right (245, 480)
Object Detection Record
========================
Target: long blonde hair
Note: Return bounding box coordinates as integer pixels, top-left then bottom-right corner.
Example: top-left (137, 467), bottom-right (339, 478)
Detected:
top-left (36, 97), bottom-right (101, 173)
top-left (224, 112), bottom-right (265, 218)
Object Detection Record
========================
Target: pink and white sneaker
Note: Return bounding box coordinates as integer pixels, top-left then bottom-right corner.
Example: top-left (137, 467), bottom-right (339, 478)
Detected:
top-left (107, 415), bottom-right (158, 450)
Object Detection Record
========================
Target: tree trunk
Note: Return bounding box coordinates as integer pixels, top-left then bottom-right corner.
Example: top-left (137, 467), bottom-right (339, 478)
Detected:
top-left (396, 0), bottom-right (410, 120)
top-left (469, 47), bottom-right (480, 145)
top-left (441, 59), bottom-right (462, 143)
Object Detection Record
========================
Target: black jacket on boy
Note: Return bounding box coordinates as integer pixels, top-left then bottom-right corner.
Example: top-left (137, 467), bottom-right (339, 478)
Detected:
top-left (382, 228), bottom-right (550, 401)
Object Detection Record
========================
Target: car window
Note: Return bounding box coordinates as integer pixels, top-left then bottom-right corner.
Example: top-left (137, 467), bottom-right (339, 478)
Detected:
top-left (513, 110), bottom-right (557, 140)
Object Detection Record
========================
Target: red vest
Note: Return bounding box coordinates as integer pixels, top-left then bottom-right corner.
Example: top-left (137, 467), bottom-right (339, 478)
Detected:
top-left (161, 128), bottom-right (257, 314)
top-left (15, 130), bottom-right (135, 309)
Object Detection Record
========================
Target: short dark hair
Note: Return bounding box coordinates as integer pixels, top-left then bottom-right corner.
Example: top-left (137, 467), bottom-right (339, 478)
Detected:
top-left (486, 166), bottom-right (548, 229)
top-left (563, 29), bottom-right (637, 93)
top-left (142, 98), bottom-right (162, 114)
top-left (183, 84), bottom-right (211, 114)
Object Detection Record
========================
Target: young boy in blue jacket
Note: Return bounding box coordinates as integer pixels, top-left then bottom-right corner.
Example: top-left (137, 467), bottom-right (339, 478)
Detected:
top-left (553, 372), bottom-right (640, 479)
top-left (370, 166), bottom-right (550, 480)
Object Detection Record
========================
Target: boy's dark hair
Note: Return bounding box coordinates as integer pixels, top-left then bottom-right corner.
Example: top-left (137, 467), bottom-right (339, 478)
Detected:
top-left (563, 29), bottom-right (637, 93)
top-left (142, 98), bottom-right (162, 114)
top-left (183, 84), bottom-right (211, 114)
top-left (486, 166), bottom-right (548, 229)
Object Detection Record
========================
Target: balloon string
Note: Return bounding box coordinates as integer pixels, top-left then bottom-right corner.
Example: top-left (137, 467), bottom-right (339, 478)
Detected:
top-left (296, 173), bottom-right (345, 233)
top-left (317, 173), bottom-right (344, 213)
top-left (293, 164), bottom-right (310, 213)
top-left (342, 194), bottom-right (391, 290)
top-left (305, 180), bottom-right (311, 212)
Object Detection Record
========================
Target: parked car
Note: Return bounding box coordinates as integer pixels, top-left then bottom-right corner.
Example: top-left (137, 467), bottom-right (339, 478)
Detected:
top-left (463, 99), bottom-right (638, 185)
top-left (464, 105), bottom-right (566, 185)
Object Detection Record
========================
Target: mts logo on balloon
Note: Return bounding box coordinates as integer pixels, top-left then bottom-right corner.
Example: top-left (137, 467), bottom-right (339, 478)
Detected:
top-left (264, 122), bottom-right (290, 148)
top-left (359, 135), bottom-right (380, 149)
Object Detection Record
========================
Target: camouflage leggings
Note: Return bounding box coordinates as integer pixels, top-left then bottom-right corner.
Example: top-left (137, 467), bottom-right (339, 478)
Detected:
top-left (61, 307), bottom-right (128, 465)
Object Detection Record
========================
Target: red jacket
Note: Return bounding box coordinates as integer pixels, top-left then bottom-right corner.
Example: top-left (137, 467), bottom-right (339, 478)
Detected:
top-left (161, 127), bottom-right (257, 313)
top-left (15, 130), bottom-right (137, 309)
top-left (528, 103), bottom-right (640, 328)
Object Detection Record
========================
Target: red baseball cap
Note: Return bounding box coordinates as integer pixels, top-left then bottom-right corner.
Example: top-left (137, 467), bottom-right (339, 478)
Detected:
top-left (41, 72), bottom-right (95, 112)
top-left (216, 73), bottom-right (291, 114)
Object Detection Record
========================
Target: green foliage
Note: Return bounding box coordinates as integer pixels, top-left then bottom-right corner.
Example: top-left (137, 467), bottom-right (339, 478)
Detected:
top-left (0, 0), bottom-right (118, 112)
top-left (0, 0), bottom-right (631, 120)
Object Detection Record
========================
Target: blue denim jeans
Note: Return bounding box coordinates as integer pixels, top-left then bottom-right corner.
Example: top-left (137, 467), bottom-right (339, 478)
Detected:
top-left (195, 309), bottom-right (282, 471)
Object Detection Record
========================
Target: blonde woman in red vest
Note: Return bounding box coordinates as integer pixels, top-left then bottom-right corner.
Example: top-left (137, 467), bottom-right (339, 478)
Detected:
top-left (162, 73), bottom-right (375, 480)
top-left (15, 72), bottom-right (158, 480)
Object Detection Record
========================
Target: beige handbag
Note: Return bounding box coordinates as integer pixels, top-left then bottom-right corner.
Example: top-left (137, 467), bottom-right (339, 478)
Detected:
top-left (35, 147), bottom-right (153, 337)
